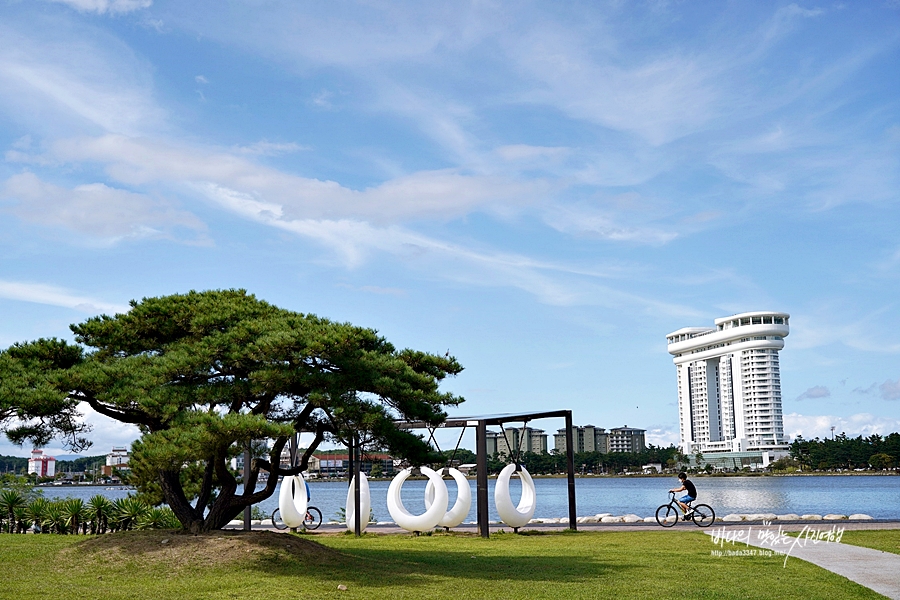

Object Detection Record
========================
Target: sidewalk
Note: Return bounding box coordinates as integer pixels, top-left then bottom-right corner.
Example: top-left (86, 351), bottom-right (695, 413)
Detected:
top-left (705, 525), bottom-right (900, 600)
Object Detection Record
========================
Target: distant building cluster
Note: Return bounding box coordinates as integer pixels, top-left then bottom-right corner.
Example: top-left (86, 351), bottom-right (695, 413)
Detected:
top-left (553, 425), bottom-right (647, 454)
top-left (485, 426), bottom-right (548, 457)
top-left (482, 424), bottom-right (647, 457)
top-left (307, 452), bottom-right (395, 478)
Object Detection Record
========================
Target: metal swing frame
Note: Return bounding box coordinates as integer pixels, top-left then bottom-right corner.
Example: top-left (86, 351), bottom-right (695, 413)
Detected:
top-left (381, 409), bottom-right (577, 538)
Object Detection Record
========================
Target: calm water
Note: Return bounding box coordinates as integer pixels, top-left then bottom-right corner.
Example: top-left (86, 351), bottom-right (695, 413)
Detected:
top-left (39, 476), bottom-right (899, 521)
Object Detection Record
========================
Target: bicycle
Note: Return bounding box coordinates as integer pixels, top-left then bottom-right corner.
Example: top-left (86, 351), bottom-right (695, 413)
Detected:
top-left (655, 491), bottom-right (715, 527)
top-left (271, 506), bottom-right (322, 530)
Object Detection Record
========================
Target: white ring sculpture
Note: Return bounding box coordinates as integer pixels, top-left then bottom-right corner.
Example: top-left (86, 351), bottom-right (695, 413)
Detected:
top-left (424, 467), bottom-right (472, 528)
top-left (494, 464), bottom-right (536, 528)
top-left (387, 467), bottom-right (448, 532)
top-left (278, 474), bottom-right (308, 529)
top-left (345, 472), bottom-right (371, 533)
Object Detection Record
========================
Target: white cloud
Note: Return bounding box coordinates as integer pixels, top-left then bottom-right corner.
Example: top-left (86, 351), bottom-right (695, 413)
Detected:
top-left (43, 0), bottom-right (152, 15)
top-left (2, 172), bottom-right (207, 243)
top-left (645, 426), bottom-right (679, 448)
top-left (784, 412), bottom-right (900, 440)
top-left (0, 402), bottom-right (141, 458)
top-left (0, 279), bottom-right (129, 314)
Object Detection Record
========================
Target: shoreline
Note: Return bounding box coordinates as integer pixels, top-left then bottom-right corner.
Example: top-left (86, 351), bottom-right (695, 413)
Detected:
top-left (310, 471), bottom-right (899, 482)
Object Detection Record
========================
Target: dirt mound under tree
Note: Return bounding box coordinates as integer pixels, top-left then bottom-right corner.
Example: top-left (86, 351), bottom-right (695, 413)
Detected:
top-left (59, 529), bottom-right (341, 572)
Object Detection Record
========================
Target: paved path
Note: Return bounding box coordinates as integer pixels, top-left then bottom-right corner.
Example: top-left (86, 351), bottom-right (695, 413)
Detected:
top-left (705, 525), bottom-right (900, 599)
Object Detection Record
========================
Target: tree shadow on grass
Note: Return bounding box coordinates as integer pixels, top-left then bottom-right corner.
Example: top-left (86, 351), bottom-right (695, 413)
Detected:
top-left (63, 529), bottom-right (670, 591)
top-left (247, 533), bottom-right (652, 589)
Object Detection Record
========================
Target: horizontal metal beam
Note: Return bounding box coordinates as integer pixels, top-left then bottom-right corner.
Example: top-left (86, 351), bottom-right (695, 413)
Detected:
top-left (396, 409), bottom-right (573, 430)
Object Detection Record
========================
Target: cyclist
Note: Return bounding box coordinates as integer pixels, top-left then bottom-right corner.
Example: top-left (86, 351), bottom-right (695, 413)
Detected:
top-left (669, 472), bottom-right (697, 515)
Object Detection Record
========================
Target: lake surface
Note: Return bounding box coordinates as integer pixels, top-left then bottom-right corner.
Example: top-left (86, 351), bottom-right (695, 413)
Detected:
top-left (40, 475), bottom-right (898, 521)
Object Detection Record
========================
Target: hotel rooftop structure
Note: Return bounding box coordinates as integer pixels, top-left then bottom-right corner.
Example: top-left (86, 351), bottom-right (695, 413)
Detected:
top-left (666, 311), bottom-right (790, 459)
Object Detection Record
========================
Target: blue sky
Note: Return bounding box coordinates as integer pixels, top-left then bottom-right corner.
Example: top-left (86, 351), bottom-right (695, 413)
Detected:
top-left (1, 0), bottom-right (899, 458)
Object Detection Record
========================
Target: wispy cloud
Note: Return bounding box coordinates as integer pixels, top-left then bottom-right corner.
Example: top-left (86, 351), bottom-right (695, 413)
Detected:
top-left (796, 385), bottom-right (831, 401)
top-left (40, 134), bottom-right (545, 223)
top-left (879, 379), bottom-right (900, 401)
top-left (789, 308), bottom-right (900, 353)
top-left (0, 21), bottom-right (164, 136)
top-left (234, 141), bottom-right (309, 156)
top-left (2, 172), bottom-right (207, 244)
top-left (542, 198), bottom-right (678, 245)
top-left (0, 279), bottom-right (129, 314)
top-left (43, 0), bottom-right (152, 15)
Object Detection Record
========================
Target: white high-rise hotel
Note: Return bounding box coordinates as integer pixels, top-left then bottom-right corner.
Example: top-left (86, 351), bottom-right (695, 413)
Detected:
top-left (666, 311), bottom-right (790, 456)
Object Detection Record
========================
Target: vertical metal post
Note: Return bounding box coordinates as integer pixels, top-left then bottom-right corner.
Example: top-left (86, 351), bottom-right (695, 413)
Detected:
top-left (289, 432), bottom-right (298, 467)
top-left (347, 437), bottom-right (354, 489)
top-left (565, 411), bottom-right (577, 531)
top-left (476, 419), bottom-right (489, 538)
top-left (353, 434), bottom-right (362, 536)
top-left (243, 444), bottom-right (251, 531)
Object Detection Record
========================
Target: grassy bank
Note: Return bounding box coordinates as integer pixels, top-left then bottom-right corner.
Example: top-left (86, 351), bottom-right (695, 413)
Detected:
top-left (0, 529), bottom-right (885, 599)
top-left (840, 530), bottom-right (900, 555)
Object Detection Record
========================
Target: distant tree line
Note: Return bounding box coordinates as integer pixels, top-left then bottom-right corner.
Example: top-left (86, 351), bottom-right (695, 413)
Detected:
top-left (0, 454), bottom-right (107, 477)
top-left (0, 456), bottom-right (27, 474)
top-left (789, 433), bottom-right (900, 470)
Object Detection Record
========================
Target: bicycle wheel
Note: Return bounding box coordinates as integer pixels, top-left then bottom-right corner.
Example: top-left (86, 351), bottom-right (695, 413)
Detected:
top-left (655, 504), bottom-right (678, 527)
top-left (271, 508), bottom-right (288, 530)
top-left (691, 504), bottom-right (716, 528)
top-left (304, 506), bottom-right (322, 530)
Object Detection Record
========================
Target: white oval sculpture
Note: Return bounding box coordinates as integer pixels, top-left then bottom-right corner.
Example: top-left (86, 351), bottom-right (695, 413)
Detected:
top-left (345, 472), bottom-right (371, 533)
top-left (424, 467), bottom-right (471, 528)
top-left (387, 467), bottom-right (448, 532)
top-left (278, 474), bottom-right (308, 528)
top-left (494, 464), bottom-right (536, 528)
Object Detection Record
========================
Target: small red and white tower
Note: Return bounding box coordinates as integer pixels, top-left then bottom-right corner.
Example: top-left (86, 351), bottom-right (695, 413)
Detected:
top-left (27, 449), bottom-right (56, 477)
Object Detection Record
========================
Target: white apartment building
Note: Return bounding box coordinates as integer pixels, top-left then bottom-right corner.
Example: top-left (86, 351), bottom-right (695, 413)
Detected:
top-left (666, 311), bottom-right (790, 456)
top-left (106, 447), bottom-right (129, 467)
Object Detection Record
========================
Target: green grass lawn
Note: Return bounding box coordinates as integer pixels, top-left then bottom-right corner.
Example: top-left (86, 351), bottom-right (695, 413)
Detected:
top-left (838, 530), bottom-right (900, 556)
top-left (0, 529), bottom-right (885, 600)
